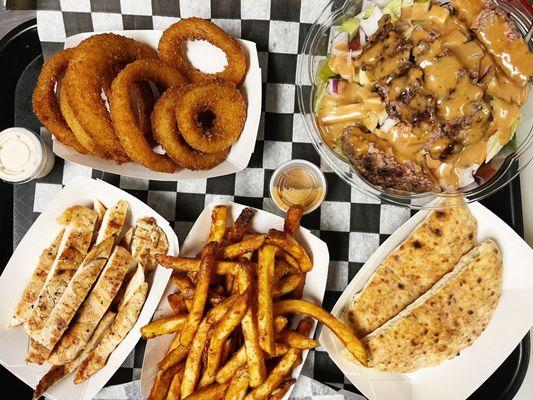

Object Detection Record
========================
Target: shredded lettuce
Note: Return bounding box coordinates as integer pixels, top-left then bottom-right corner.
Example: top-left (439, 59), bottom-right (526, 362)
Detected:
top-left (318, 57), bottom-right (337, 81)
top-left (358, 70), bottom-right (371, 87)
top-left (382, 0), bottom-right (402, 18)
top-left (314, 81), bottom-right (328, 113)
top-left (485, 116), bottom-right (522, 162)
top-left (340, 17), bottom-right (361, 39)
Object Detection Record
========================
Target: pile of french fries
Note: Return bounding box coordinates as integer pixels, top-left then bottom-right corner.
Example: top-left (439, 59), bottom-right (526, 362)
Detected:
top-left (142, 205), bottom-right (367, 400)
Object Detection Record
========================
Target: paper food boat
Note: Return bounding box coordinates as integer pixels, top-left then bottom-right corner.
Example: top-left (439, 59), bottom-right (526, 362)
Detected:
top-left (140, 202), bottom-right (330, 400)
top-left (0, 177), bottom-right (178, 400)
top-left (54, 30), bottom-right (262, 181)
top-left (320, 201), bottom-right (533, 400)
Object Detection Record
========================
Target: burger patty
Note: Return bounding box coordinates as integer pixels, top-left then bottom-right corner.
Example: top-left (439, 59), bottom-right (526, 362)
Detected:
top-left (341, 127), bottom-right (436, 193)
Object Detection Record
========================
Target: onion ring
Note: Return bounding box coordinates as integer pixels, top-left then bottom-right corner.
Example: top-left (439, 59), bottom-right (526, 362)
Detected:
top-left (175, 81), bottom-right (246, 154)
top-left (62, 34), bottom-right (158, 163)
top-left (158, 18), bottom-right (247, 86)
top-left (151, 88), bottom-right (229, 170)
top-left (32, 48), bottom-right (88, 154)
top-left (109, 59), bottom-right (188, 172)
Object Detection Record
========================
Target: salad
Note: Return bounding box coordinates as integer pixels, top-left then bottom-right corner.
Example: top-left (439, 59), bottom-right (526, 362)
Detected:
top-left (314, 0), bottom-right (533, 192)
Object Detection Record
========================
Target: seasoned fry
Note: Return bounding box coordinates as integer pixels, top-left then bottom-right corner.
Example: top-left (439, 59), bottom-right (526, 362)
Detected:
top-left (225, 367), bottom-right (250, 400)
top-left (283, 206), bottom-right (303, 235)
top-left (217, 316), bottom-right (289, 385)
top-left (141, 314), bottom-right (188, 339)
top-left (257, 245), bottom-right (276, 355)
top-left (184, 382), bottom-right (230, 400)
top-left (277, 330), bottom-right (319, 350)
top-left (180, 242), bottom-right (218, 347)
top-left (267, 229), bottom-right (312, 272)
top-left (267, 379), bottom-right (296, 400)
top-left (274, 249), bottom-right (300, 273)
top-left (219, 235), bottom-right (266, 259)
top-left (273, 259), bottom-right (291, 284)
top-left (274, 299), bottom-right (367, 364)
top-left (156, 255), bottom-right (240, 273)
top-left (168, 292), bottom-right (189, 314)
top-left (227, 208), bottom-right (255, 243)
top-left (271, 273), bottom-right (302, 298)
top-left (148, 362), bottom-right (184, 400)
top-left (237, 261), bottom-right (266, 387)
top-left (208, 205), bottom-right (228, 243)
top-left (166, 370), bottom-right (184, 400)
top-left (244, 348), bottom-right (300, 400)
top-left (158, 342), bottom-right (191, 371)
top-left (181, 295), bottom-right (239, 398)
top-left (290, 273), bottom-right (306, 300)
top-left (207, 288), bottom-right (250, 376)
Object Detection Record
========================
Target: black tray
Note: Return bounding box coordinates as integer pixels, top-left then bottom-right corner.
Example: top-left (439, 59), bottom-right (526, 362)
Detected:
top-left (0, 20), bottom-right (529, 400)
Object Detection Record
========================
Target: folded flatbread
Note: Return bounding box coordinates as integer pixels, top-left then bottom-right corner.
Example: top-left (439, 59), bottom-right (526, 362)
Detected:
top-left (348, 202), bottom-right (477, 337)
top-left (363, 239), bottom-right (502, 372)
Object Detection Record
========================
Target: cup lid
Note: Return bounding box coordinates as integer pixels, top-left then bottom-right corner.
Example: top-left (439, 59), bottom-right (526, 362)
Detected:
top-left (0, 128), bottom-right (43, 182)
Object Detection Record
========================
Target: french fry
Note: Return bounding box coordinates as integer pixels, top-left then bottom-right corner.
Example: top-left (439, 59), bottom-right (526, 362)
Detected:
top-left (219, 235), bottom-right (266, 259)
top-left (225, 367), bottom-right (250, 400)
top-left (257, 245), bottom-right (276, 355)
top-left (277, 330), bottom-right (319, 350)
top-left (274, 299), bottom-right (367, 364)
top-left (283, 206), bottom-right (303, 235)
top-left (227, 208), bottom-right (255, 243)
top-left (156, 255), bottom-right (240, 274)
top-left (271, 273), bottom-right (302, 298)
top-left (180, 242), bottom-right (218, 347)
top-left (237, 264), bottom-right (266, 388)
top-left (168, 292), bottom-right (189, 314)
top-left (207, 288), bottom-right (250, 376)
top-left (208, 205), bottom-right (228, 244)
top-left (273, 259), bottom-right (291, 284)
top-left (293, 317), bottom-right (314, 368)
top-left (171, 273), bottom-right (195, 294)
top-left (217, 316), bottom-right (289, 384)
top-left (274, 248), bottom-right (300, 273)
top-left (290, 273), bottom-right (306, 300)
top-left (140, 314), bottom-right (187, 339)
top-left (167, 331), bottom-right (182, 353)
top-left (148, 362), bottom-right (184, 400)
top-left (166, 369), bottom-right (184, 400)
top-left (157, 342), bottom-right (191, 371)
top-left (244, 347), bottom-right (300, 400)
top-left (184, 382), bottom-right (230, 400)
top-left (267, 229), bottom-right (312, 272)
top-left (267, 379), bottom-right (296, 400)
top-left (181, 295), bottom-right (239, 398)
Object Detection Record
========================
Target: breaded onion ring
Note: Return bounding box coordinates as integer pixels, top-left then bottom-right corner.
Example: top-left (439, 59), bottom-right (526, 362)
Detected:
top-left (151, 88), bottom-right (229, 170)
top-left (62, 34), bottom-right (158, 163)
top-left (158, 18), bottom-right (247, 86)
top-left (175, 81), bottom-right (246, 154)
top-left (32, 48), bottom-right (88, 154)
top-left (109, 59), bottom-right (188, 172)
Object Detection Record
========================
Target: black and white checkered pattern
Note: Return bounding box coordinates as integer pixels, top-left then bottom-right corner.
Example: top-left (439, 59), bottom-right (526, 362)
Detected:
top-left (12, 0), bottom-right (417, 396)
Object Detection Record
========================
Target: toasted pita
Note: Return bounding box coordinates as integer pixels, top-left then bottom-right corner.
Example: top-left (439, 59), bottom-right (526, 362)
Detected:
top-left (348, 201), bottom-right (477, 337)
top-left (364, 239), bottom-right (502, 372)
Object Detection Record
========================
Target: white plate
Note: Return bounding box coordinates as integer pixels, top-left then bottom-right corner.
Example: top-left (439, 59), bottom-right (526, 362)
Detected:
top-left (53, 29), bottom-right (262, 181)
top-left (320, 201), bottom-right (533, 400)
top-left (0, 176), bottom-right (178, 400)
top-left (140, 202), bottom-right (330, 400)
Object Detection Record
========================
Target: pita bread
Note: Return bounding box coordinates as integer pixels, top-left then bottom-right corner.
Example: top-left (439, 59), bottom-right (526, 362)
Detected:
top-left (348, 201), bottom-right (477, 337)
top-left (364, 239), bottom-right (502, 372)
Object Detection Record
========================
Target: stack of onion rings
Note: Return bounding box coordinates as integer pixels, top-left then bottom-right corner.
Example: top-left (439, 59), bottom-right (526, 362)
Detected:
top-left (33, 18), bottom-right (249, 174)
top-left (158, 18), bottom-right (247, 86)
top-left (175, 81), bottom-right (247, 154)
top-left (151, 88), bottom-right (230, 170)
top-left (109, 59), bottom-right (187, 172)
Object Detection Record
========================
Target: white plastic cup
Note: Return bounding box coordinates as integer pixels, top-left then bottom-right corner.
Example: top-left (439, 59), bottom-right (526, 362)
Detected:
top-left (0, 127), bottom-right (55, 183)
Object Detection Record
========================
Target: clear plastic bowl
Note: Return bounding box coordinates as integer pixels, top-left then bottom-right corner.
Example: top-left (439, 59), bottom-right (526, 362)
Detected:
top-left (296, 0), bottom-right (533, 209)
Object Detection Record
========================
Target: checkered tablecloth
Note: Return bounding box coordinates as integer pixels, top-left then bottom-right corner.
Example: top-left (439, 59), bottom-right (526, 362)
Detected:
top-left (12, 0), bottom-right (416, 397)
